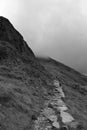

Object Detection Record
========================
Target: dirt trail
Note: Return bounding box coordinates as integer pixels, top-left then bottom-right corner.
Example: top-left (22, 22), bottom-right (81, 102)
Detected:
top-left (33, 80), bottom-right (79, 130)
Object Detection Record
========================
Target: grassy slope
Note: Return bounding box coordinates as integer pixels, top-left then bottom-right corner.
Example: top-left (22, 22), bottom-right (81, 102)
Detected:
top-left (0, 42), bottom-right (54, 130)
top-left (0, 17), bottom-right (54, 130)
top-left (38, 57), bottom-right (87, 130)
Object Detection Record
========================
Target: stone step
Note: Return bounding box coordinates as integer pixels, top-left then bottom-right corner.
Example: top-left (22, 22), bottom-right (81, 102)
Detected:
top-left (60, 111), bottom-right (74, 124)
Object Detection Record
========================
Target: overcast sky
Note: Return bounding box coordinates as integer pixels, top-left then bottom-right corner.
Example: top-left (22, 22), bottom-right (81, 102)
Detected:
top-left (0, 0), bottom-right (87, 74)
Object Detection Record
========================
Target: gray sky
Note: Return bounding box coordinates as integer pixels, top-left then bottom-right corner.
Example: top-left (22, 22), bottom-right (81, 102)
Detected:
top-left (0, 0), bottom-right (87, 74)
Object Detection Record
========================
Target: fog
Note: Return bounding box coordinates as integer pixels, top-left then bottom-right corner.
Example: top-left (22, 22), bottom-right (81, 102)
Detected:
top-left (0, 0), bottom-right (87, 74)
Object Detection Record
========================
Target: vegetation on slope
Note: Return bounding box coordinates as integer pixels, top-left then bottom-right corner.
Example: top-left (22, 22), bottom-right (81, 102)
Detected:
top-left (38, 57), bottom-right (87, 130)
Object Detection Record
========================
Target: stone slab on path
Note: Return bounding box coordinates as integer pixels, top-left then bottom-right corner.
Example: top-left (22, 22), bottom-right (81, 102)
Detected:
top-left (60, 111), bottom-right (74, 124)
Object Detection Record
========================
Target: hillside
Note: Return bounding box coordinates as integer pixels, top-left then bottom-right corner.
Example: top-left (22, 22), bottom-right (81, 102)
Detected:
top-left (38, 57), bottom-right (87, 130)
top-left (0, 16), bottom-right (87, 130)
top-left (0, 17), bottom-right (53, 130)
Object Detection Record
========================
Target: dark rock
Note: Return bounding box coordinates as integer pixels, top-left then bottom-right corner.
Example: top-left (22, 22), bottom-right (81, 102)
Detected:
top-left (60, 126), bottom-right (68, 130)
top-left (31, 115), bottom-right (37, 120)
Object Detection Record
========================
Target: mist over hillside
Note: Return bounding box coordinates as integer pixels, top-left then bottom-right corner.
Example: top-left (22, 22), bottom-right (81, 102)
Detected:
top-left (0, 16), bottom-right (87, 130)
top-left (0, 16), bottom-right (53, 130)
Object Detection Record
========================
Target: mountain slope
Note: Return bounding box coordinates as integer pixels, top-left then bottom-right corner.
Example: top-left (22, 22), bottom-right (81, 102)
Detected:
top-left (0, 16), bottom-right (87, 130)
top-left (0, 16), bottom-right (34, 58)
top-left (0, 17), bottom-right (53, 130)
top-left (38, 57), bottom-right (87, 130)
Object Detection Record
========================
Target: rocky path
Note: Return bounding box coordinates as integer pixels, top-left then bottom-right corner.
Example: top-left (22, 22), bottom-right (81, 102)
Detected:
top-left (33, 80), bottom-right (79, 130)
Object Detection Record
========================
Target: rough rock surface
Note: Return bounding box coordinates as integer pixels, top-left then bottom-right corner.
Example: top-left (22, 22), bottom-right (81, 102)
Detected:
top-left (33, 80), bottom-right (79, 130)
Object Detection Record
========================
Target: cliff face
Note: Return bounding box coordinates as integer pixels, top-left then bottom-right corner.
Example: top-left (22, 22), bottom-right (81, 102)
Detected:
top-left (0, 17), bottom-right (53, 130)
